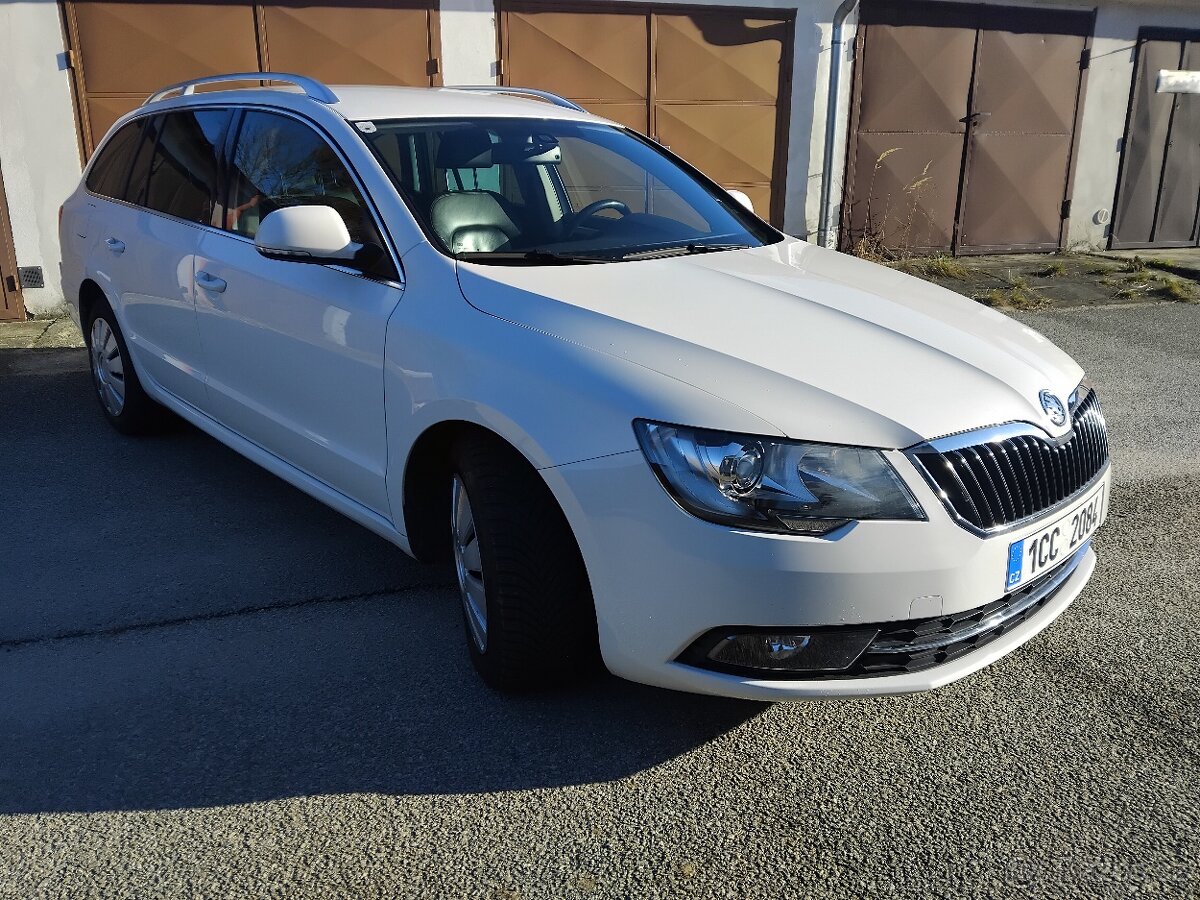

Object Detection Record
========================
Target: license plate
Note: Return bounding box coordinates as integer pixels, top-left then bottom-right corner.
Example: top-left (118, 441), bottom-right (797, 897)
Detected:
top-left (1005, 481), bottom-right (1107, 592)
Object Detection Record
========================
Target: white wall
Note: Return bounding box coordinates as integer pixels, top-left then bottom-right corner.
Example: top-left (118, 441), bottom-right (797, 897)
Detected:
top-left (0, 1), bottom-right (82, 316)
top-left (1069, 0), bottom-right (1200, 248)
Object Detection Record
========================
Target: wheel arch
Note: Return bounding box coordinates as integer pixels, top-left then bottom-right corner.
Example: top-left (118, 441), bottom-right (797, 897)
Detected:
top-left (78, 278), bottom-right (112, 337)
top-left (401, 418), bottom-right (566, 564)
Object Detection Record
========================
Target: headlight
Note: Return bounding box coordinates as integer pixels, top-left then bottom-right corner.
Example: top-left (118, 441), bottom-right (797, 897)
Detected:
top-left (634, 420), bottom-right (925, 535)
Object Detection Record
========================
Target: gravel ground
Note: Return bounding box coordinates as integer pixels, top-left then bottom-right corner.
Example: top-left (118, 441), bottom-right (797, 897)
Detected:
top-left (1, 303), bottom-right (1197, 899)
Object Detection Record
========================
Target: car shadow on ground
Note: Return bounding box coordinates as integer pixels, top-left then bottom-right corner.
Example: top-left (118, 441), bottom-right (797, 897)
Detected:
top-left (0, 349), bottom-right (762, 814)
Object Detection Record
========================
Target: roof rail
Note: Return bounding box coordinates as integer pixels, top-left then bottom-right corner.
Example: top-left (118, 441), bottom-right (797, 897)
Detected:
top-left (144, 72), bottom-right (339, 106)
top-left (445, 85), bottom-right (585, 112)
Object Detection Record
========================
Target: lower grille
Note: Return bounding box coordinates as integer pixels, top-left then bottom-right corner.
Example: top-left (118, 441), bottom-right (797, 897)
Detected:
top-left (684, 543), bottom-right (1087, 681)
top-left (910, 388), bottom-right (1109, 534)
top-left (846, 545), bottom-right (1086, 678)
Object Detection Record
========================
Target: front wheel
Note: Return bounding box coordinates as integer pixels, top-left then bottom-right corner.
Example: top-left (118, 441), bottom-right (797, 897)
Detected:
top-left (450, 434), bottom-right (599, 691)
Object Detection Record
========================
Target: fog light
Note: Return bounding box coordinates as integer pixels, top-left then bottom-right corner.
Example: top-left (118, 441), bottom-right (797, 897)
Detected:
top-left (701, 629), bottom-right (878, 673)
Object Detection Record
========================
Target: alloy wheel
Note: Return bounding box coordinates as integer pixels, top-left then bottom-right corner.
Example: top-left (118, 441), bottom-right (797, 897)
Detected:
top-left (452, 475), bottom-right (488, 652)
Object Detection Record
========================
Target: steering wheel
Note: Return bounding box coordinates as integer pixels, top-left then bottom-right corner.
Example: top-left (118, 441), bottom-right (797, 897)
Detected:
top-left (565, 199), bottom-right (631, 237)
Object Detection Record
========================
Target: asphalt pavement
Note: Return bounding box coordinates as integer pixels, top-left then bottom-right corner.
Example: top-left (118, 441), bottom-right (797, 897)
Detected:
top-left (0, 302), bottom-right (1197, 898)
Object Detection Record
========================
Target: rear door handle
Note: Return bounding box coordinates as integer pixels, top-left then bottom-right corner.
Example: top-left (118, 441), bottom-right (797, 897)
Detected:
top-left (105, 237), bottom-right (125, 255)
top-left (195, 271), bottom-right (227, 293)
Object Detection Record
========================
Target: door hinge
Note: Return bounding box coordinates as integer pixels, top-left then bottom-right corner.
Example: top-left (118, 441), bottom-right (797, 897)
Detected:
top-left (1080, 48), bottom-right (1091, 70)
top-left (495, 59), bottom-right (505, 78)
top-left (427, 57), bottom-right (441, 77)
top-left (1061, 199), bottom-right (1073, 220)
top-left (63, 49), bottom-right (77, 70)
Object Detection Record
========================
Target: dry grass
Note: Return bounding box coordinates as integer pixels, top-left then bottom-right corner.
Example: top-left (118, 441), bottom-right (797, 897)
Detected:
top-left (976, 285), bottom-right (1048, 311)
top-left (1159, 278), bottom-right (1198, 303)
top-left (892, 255), bottom-right (971, 280)
top-left (1035, 262), bottom-right (1067, 278)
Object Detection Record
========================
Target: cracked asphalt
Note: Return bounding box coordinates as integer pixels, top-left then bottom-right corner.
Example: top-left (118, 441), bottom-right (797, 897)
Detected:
top-left (1, 303), bottom-right (1197, 899)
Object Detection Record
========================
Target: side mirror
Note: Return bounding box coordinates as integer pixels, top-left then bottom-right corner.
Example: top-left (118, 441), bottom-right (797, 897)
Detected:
top-left (726, 189), bottom-right (755, 214)
top-left (255, 205), bottom-right (362, 265)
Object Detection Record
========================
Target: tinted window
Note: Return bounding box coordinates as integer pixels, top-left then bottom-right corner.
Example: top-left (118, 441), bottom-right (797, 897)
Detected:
top-left (143, 110), bottom-right (230, 225)
top-left (225, 111), bottom-right (395, 279)
top-left (226, 111), bottom-right (371, 242)
top-left (124, 116), bottom-right (160, 208)
top-left (86, 119), bottom-right (146, 200)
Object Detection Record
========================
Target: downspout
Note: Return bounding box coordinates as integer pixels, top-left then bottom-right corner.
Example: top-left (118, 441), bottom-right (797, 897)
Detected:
top-left (817, 0), bottom-right (860, 248)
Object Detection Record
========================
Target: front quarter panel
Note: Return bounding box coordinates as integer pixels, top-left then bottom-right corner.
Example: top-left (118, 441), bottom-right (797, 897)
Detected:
top-left (383, 243), bottom-right (782, 536)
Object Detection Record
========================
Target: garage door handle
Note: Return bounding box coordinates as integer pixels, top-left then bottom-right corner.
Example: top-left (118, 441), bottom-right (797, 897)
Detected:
top-left (105, 238), bottom-right (125, 255)
top-left (195, 271), bottom-right (227, 293)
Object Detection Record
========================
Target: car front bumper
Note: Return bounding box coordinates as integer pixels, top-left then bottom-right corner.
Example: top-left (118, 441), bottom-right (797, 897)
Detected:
top-left (542, 449), bottom-right (1108, 700)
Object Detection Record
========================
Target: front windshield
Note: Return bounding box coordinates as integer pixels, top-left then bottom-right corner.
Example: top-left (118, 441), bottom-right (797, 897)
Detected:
top-left (360, 117), bottom-right (781, 263)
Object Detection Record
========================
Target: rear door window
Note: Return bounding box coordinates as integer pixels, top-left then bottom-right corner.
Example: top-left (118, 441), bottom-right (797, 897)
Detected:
top-left (142, 109), bottom-right (231, 226)
top-left (85, 119), bottom-right (148, 200)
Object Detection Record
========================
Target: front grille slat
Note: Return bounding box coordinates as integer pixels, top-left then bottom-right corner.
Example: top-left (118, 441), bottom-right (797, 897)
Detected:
top-left (913, 392), bottom-right (1109, 533)
top-left (1002, 440), bottom-right (1033, 520)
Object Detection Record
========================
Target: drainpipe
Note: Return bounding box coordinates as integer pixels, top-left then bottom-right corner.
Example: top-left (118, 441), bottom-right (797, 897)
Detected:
top-left (817, 0), bottom-right (860, 248)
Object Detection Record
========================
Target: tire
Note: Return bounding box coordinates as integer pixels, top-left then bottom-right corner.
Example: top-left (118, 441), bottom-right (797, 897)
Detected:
top-left (450, 433), bottom-right (600, 691)
top-left (86, 297), bottom-right (162, 435)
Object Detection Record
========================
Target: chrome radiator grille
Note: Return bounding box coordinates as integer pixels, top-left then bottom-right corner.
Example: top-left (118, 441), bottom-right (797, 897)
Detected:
top-left (910, 390), bottom-right (1109, 533)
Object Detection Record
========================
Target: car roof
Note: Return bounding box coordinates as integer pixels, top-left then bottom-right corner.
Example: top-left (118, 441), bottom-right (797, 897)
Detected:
top-left (140, 83), bottom-right (603, 125)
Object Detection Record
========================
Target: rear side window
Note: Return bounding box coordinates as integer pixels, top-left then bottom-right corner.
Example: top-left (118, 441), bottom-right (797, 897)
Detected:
top-left (85, 119), bottom-right (146, 200)
top-left (143, 110), bottom-right (231, 225)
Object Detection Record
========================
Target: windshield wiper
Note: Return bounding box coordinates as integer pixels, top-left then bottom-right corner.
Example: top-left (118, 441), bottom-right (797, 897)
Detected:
top-left (454, 250), bottom-right (610, 265)
top-left (618, 242), bottom-right (750, 261)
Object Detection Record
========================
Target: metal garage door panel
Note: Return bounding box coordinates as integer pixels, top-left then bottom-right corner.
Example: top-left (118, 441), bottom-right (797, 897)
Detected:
top-left (1153, 41), bottom-right (1200, 245)
top-left (856, 24), bottom-right (974, 134)
top-left (261, 2), bottom-right (432, 85)
top-left (71, 2), bottom-right (259, 94)
top-left (655, 104), bottom-right (775, 186)
top-left (85, 97), bottom-right (143, 147)
top-left (972, 31), bottom-right (1085, 135)
top-left (505, 11), bottom-right (647, 101)
top-left (1112, 40), bottom-right (1182, 247)
top-left (654, 13), bottom-right (784, 102)
top-left (960, 133), bottom-right (1071, 251)
top-left (581, 102), bottom-right (648, 135)
top-left (848, 133), bottom-right (963, 253)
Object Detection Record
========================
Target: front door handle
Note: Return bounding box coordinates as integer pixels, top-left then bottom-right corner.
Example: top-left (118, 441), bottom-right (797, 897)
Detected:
top-left (195, 271), bottom-right (227, 293)
top-left (105, 237), bottom-right (125, 255)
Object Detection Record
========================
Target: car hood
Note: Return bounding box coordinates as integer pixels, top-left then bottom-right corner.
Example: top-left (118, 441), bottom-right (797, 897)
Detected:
top-left (453, 238), bottom-right (1083, 448)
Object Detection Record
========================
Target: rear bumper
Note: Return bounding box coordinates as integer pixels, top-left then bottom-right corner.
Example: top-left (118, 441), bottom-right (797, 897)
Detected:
top-left (541, 449), bottom-right (1105, 700)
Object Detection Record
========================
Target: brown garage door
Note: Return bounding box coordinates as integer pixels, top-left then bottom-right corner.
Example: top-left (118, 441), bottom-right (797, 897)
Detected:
top-left (0, 158), bottom-right (24, 321)
top-left (843, 2), bottom-right (1091, 256)
top-left (62, 0), bottom-right (441, 155)
top-left (499, 2), bottom-right (793, 225)
top-left (1111, 32), bottom-right (1200, 250)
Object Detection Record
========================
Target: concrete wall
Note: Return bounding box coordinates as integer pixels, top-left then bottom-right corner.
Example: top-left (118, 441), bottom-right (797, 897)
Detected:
top-left (0, 2), bottom-right (82, 316)
top-left (1069, 0), bottom-right (1200, 248)
top-left (2, 0), bottom-right (1200, 316)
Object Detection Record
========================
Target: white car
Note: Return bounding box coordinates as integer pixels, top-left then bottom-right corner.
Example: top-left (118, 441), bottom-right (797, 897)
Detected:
top-left (60, 74), bottom-right (1111, 700)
